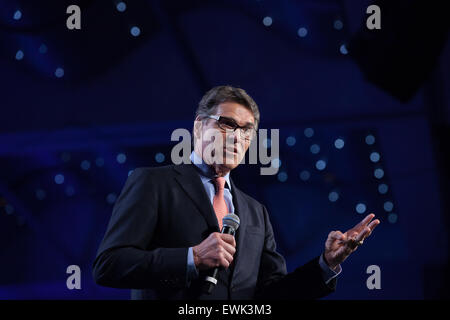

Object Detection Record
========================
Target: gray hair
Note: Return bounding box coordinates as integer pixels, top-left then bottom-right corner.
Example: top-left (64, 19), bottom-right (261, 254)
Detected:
top-left (195, 85), bottom-right (260, 130)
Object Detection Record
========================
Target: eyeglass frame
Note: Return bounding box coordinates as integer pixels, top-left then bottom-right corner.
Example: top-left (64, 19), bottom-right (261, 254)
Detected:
top-left (203, 114), bottom-right (256, 141)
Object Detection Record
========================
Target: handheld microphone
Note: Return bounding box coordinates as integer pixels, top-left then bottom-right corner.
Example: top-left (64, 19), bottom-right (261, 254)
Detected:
top-left (202, 213), bottom-right (240, 294)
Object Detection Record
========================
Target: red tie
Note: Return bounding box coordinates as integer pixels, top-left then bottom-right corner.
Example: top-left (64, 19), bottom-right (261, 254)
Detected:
top-left (212, 177), bottom-right (228, 230)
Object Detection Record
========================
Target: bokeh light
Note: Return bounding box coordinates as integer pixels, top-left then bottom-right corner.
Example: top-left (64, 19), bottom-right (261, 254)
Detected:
top-left (315, 160), bottom-right (326, 171)
top-left (130, 26), bottom-right (141, 37)
top-left (304, 128), bottom-right (314, 138)
top-left (15, 50), bottom-right (24, 60)
top-left (356, 203), bottom-right (366, 214)
top-left (328, 191), bottom-right (339, 202)
top-left (155, 152), bottom-right (165, 163)
top-left (310, 144), bottom-right (320, 154)
top-left (370, 152), bottom-right (381, 163)
top-left (13, 10), bottom-right (22, 20)
top-left (116, 2), bottom-right (127, 12)
top-left (286, 136), bottom-right (296, 146)
top-left (365, 134), bottom-right (376, 145)
top-left (54, 174), bottom-right (65, 185)
top-left (378, 183), bottom-right (389, 194)
top-left (388, 213), bottom-right (398, 224)
top-left (374, 168), bottom-right (384, 179)
top-left (263, 16), bottom-right (273, 27)
top-left (81, 160), bottom-right (91, 171)
top-left (55, 68), bottom-right (65, 78)
top-left (277, 171), bottom-right (287, 182)
top-left (334, 138), bottom-right (345, 149)
top-left (271, 158), bottom-right (281, 169)
top-left (116, 153), bottom-right (127, 164)
top-left (334, 20), bottom-right (343, 30)
top-left (297, 27), bottom-right (308, 37)
top-left (106, 193), bottom-right (117, 204)
top-left (384, 201), bottom-right (394, 212)
top-left (299, 170), bottom-right (310, 181)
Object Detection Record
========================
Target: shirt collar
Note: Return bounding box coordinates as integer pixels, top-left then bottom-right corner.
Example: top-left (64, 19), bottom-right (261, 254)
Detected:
top-left (190, 151), bottom-right (232, 190)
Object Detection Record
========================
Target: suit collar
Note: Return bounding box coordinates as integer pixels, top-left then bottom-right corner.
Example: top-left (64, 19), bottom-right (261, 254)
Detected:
top-left (228, 176), bottom-right (248, 283)
top-left (173, 164), bottom-right (220, 232)
top-left (229, 177), bottom-right (248, 232)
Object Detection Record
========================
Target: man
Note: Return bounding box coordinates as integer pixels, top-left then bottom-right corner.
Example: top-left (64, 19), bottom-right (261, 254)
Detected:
top-left (92, 85), bottom-right (380, 299)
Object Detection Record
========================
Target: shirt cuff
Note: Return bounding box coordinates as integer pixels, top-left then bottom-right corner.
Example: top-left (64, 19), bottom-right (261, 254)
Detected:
top-left (186, 247), bottom-right (199, 287)
top-left (319, 253), bottom-right (342, 285)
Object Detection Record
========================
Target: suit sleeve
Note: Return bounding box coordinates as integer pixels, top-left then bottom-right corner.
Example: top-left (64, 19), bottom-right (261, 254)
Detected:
top-left (92, 168), bottom-right (188, 289)
top-left (255, 205), bottom-right (337, 299)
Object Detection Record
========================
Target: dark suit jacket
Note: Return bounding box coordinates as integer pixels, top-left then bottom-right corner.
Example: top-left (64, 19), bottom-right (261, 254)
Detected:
top-left (92, 163), bottom-right (336, 299)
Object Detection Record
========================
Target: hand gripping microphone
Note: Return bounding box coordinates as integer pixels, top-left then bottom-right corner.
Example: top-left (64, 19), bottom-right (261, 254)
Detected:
top-left (202, 213), bottom-right (240, 294)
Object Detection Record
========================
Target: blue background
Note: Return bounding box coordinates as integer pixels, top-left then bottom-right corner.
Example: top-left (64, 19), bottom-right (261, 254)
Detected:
top-left (0, 0), bottom-right (449, 299)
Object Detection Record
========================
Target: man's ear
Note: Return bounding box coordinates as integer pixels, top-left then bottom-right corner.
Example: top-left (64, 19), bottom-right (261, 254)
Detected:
top-left (193, 116), bottom-right (202, 140)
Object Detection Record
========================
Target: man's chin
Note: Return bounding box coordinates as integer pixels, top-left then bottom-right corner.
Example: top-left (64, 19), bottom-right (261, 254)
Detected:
top-left (222, 156), bottom-right (241, 169)
top-left (221, 162), bottom-right (239, 170)
top-left (210, 156), bottom-right (240, 170)
top-left (204, 152), bottom-right (242, 170)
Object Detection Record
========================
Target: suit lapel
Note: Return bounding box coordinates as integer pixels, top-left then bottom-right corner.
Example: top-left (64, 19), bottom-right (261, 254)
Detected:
top-left (229, 177), bottom-right (249, 284)
top-left (173, 164), bottom-right (220, 231)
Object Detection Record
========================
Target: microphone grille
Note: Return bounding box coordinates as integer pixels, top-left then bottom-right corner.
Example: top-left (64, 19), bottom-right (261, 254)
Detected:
top-left (222, 213), bottom-right (240, 231)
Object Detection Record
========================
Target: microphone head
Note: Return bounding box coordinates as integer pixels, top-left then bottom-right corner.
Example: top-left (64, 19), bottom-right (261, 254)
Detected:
top-left (222, 213), bottom-right (240, 232)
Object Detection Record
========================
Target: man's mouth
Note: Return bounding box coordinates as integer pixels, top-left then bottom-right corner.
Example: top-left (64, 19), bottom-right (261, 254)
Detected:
top-left (224, 147), bottom-right (239, 154)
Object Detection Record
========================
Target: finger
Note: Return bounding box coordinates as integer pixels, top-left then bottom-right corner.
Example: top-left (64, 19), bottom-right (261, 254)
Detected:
top-left (347, 230), bottom-right (359, 240)
top-left (340, 232), bottom-right (348, 242)
top-left (362, 220), bottom-right (379, 239)
top-left (220, 248), bottom-right (234, 266)
top-left (330, 231), bottom-right (345, 240)
top-left (218, 256), bottom-right (230, 268)
top-left (220, 234), bottom-right (236, 247)
top-left (332, 231), bottom-right (346, 244)
top-left (211, 232), bottom-right (222, 243)
top-left (354, 213), bottom-right (375, 230)
top-left (350, 214), bottom-right (375, 234)
top-left (326, 231), bottom-right (338, 242)
top-left (220, 240), bottom-right (237, 256)
top-left (367, 219), bottom-right (380, 232)
top-left (355, 227), bottom-right (371, 242)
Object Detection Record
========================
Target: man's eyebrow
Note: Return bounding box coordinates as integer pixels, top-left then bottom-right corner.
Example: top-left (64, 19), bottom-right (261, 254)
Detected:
top-left (222, 115), bottom-right (255, 128)
top-left (237, 120), bottom-right (255, 128)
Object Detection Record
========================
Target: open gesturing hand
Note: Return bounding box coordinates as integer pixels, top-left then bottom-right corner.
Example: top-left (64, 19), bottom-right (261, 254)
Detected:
top-left (324, 213), bottom-right (380, 270)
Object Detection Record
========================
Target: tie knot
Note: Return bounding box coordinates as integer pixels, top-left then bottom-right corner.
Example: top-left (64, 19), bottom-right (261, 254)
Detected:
top-left (213, 177), bottom-right (226, 192)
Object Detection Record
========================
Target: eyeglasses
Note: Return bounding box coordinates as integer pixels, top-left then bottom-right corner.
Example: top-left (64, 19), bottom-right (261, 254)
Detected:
top-left (204, 115), bottom-right (256, 141)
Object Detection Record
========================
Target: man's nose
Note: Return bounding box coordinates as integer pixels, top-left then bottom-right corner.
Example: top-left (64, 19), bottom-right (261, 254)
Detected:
top-left (226, 130), bottom-right (240, 144)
